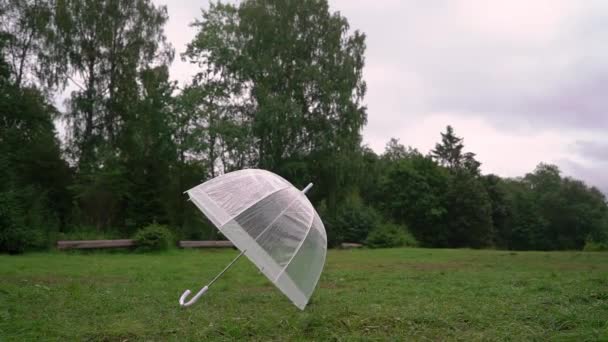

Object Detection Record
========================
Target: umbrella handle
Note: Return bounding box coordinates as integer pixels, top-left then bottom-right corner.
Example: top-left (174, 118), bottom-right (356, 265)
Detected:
top-left (179, 286), bottom-right (208, 307)
top-left (179, 250), bottom-right (246, 308)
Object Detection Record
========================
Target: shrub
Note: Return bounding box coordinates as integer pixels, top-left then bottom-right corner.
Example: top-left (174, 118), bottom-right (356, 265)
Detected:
top-left (0, 190), bottom-right (27, 254)
top-left (133, 224), bottom-right (174, 252)
top-left (57, 226), bottom-right (122, 241)
top-left (318, 197), bottom-right (381, 246)
top-left (366, 223), bottom-right (418, 248)
top-left (583, 240), bottom-right (608, 252)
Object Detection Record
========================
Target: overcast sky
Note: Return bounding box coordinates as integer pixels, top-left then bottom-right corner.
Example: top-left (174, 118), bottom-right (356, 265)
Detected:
top-left (153, 0), bottom-right (608, 194)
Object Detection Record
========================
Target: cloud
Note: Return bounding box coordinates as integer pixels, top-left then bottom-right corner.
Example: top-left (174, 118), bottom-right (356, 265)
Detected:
top-left (153, 0), bottom-right (608, 193)
top-left (331, 0), bottom-right (608, 130)
top-left (329, 0), bottom-right (608, 193)
top-left (559, 158), bottom-right (608, 195)
top-left (573, 140), bottom-right (608, 163)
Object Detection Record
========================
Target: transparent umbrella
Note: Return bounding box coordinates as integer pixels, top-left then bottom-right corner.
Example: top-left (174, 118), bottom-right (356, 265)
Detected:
top-left (179, 169), bottom-right (327, 310)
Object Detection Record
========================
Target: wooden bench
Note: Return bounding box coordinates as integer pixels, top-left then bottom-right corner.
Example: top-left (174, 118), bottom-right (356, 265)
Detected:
top-left (57, 239), bottom-right (136, 250)
top-left (179, 240), bottom-right (234, 248)
top-left (57, 239), bottom-right (354, 250)
top-left (340, 242), bottom-right (363, 249)
top-left (56, 239), bottom-right (235, 250)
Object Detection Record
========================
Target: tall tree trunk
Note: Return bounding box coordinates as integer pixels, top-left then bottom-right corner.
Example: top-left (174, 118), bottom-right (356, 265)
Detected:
top-left (81, 56), bottom-right (96, 168)
top-left (15, 28), bottom-right (36, 88)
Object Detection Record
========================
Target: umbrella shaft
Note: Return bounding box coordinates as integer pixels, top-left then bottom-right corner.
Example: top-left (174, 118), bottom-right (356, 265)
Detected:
top-left (207, 249), bottom-right (246, 287)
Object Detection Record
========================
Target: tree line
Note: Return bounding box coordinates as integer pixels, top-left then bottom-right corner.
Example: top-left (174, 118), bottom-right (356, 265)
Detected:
top-left (1, 0), bottom-right (606, 253)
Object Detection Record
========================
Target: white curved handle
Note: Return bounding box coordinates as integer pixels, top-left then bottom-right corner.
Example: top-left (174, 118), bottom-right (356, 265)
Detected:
top-left (179, 286), bottom-right (208, 307)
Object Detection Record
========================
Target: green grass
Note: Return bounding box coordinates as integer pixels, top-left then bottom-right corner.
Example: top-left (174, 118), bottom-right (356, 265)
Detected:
top-left (1, 248), bottom-right (607, 341)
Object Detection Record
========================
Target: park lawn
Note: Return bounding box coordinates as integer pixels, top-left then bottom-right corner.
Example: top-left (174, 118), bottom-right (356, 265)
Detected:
top-left (1, 248), bottom-right (607, 341)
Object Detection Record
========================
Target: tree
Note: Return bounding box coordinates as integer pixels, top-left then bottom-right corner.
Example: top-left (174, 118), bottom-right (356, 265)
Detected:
top-left (55, 0), bottom-right (173, 168)
top-left (319, 193), bottom-right (380, 246)
top-left (444, 171), bottom-right (493, 248)
top-left (53, 0), bottom-right (174, 230)
top-left (0, 42), bottom-right (71, 252)
top-left (380, 154), bottom-right (449, 247)
top-left (482, 174), bottom-right (511, 248)
top-left (497, 164), bottom-right (608, 250)
top-left (185, 0), bottom-right (367, 213)
top-left (554, 178), bottom-right (607, 249)
top-left (521, 164), bottom-right (563, 250)
top-left (428, 125), bottom-right (491, 247)
top-left (431, 125), bottom-right (464, 169)
top-left (431, 125), bottom-right (480, 175)
top-left (357, 145), bottom-right (382, 205)
top-left (383, 138), bottom-right (419, 162)
top-left (521, 164), bottom-right (608, 250)
top-left (502, 178), bottom-right (548, 250)
top-left (0, 0), bottom-right (59, 88)
top-left (120, 66), bottom-right (177, 229)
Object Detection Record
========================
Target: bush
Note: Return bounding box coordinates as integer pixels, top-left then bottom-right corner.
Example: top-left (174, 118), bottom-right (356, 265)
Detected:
top-left (366, 223), bottom-right (418, 248)
top-left (318, 197), bottom-right (381, 246)
top-left (0, 190), bottom-right (27, 254)
top-left (56, 226), bottom-right (122, 241)
top-left (583, 240), bottom-right (608, 252)
top-left (133, 224), bottom-right (174, 252)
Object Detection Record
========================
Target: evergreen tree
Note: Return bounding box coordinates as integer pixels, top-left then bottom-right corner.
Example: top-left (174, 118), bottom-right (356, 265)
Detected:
top-left (431, 125), bottom-right (464, 169)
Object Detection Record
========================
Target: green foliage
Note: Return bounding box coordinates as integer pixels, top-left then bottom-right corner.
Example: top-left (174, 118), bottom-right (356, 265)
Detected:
top-left (1, 0), bottom-right (58, 88)
top-left (431, 125), bottom-right (464, 169)
top-left (444, 171), bottom-right (493, 248)
top-left (0, 41), bottom-right (70, 252)
top-left (501, 164), bottom-right (608, 251)
top-left (0, 187), bottom-right (57, 253)
top-left (318, 194), bottom-right (380, 246)
top-left (55, 227), bottom-right (122, 241)
top-left (366, 223), bottom-right (418, 248)
top-left (185, 0), bottom-right (367, 212)
top-left (133, 224), bottom-right (174, 252)
top-left (380, 154), bottom-right (449, 247)
top-left (431, 125), bottom-right (480, 175)
top-left (583, 239), bottom-right (608, 252)
top-left (482, 174), bottom-right (511, 248)
top-left (122, 66), bottom-right (177, 229)
top-left (2, 0), bottom-right (608, 254)
top-left (382, 138), bottom-right (420, 162)
top-left (0, 190), bottom-right (27, 254)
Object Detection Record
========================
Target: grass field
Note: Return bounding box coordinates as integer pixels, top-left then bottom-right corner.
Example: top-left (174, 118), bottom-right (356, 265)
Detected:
top-left (1, 248), bottom-right (607, 341)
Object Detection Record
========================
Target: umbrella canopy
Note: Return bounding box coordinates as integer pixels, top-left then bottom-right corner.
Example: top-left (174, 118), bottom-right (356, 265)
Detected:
top-left (185, 169), bottom-right (327, 310)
